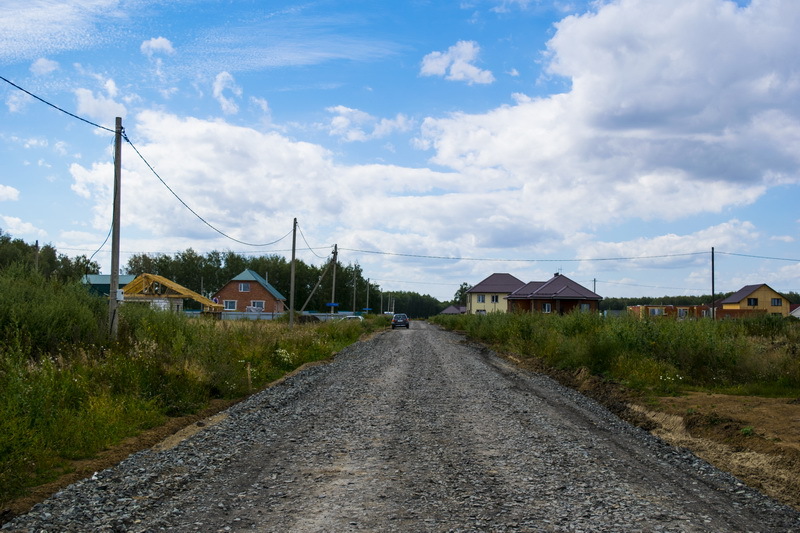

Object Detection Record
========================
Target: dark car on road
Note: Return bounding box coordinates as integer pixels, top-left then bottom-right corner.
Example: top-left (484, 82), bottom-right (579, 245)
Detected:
top-left (391, 313), bottom-right (410, 329)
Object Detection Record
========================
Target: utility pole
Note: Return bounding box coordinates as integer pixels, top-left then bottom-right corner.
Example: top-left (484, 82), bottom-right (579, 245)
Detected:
top-left (366, 278), bottom-right (369, 315)
top-left (352, 267), bottom-right (356, 313)
top-left (711, 247), bottom-right (715, 320)
top-left (289, 217), bottom-right (297, 328)
top-left (108, 117), bottom-right (122, 339)
top-left (330, 244), bottom-right (338, 314)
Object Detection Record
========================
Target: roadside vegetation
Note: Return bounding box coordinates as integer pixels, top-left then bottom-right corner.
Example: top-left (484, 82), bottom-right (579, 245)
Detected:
top-left (0, 266), bottom-right (387, 506)
top-left (430, 311), bottom-right (800, 398)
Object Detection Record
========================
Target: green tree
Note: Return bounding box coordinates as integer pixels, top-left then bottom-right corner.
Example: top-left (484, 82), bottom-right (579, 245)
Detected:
top-left (453, 282), bottom-right (472, 306)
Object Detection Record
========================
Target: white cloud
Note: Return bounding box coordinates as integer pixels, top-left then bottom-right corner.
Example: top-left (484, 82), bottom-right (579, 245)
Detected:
top-left (0, 215), bottom-right (46, 239)
top-left (140, 36), bottom-right (175, 57)
top-left (212, 72), bottom-right (242, 115)
top-left (5, 91), bottom-right (32, 113)
top-left (326, 106), bottom-right (413, 142)
top-left (0, 0), bottom-right (120, 62)
top-left (74, 88), bottom-right (126, 122)
top-left (417, 0), bottom-right (800, 239)
top-left (0, 185), bottom-right (20, 201)
top-left (420, 41), bottom-right (495, 85)
top-left (577, 220), bottom-right (759, 268)
top-left (30, 57), bottom-right (59, 75)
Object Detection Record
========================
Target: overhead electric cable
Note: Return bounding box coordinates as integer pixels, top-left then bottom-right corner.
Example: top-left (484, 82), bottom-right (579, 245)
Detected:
top-left (296, 223), bottom-right (328, 259)
top-left (0, 75), bottom-right (116, 134)
top-left (339, 247), bottom-right (708, 263)
top-left (716, 251), bottom-right (799, 262)
top-left (123, 136), bottom-right (292, 247)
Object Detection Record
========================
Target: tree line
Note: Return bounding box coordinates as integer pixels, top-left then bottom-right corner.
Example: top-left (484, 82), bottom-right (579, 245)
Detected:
top-left (124, 249), bottom-right (447, 318)
top-left (0, 229), bottom-right (99, 281)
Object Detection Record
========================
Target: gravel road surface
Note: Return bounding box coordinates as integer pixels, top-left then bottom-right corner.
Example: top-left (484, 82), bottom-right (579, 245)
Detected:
top-left (4, 322), bottom-right (799, 532)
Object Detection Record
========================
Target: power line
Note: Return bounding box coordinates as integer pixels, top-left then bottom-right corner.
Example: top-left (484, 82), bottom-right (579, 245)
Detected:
top-left (593, 279), bottom-right (707, 292)
top-left (123, 136), bottom-right (294, 247)
top-left (2, 76), bottom-right (295, 249)
top-left (716, 251), bottom-right (799, 262)
top-left (340, 247), bottom-right (708, 263)
top-left (296, 223), bottom-right (329, 259)
top-left (0, 75), bottom-right (116, 134)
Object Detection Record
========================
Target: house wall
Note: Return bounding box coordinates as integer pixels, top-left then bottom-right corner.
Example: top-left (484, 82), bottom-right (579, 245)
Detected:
top-left (722, 286), bottom-right (790, 317)
top-left (468, 292), bottom-right (510, 314)
top-left (509, 299), bottom-right (598, 314)
top-left (214, 282), bottom-right (285, 313)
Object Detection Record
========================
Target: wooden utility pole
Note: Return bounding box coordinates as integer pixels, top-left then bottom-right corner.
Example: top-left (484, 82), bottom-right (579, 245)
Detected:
top-left (711, 247), bottom-right (715, 320)
top-left (289, 217), bottom-right (297, 328)
top-left (108, 117), bottom-right (122, 338)
top-left (330, 244), bottom-right (338, 314)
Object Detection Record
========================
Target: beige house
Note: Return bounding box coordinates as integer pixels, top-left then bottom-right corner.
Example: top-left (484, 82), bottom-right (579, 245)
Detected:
top-left (720, 284), bottom-right (790, 317)
top-left (467, 273), bottom-right (525, 314)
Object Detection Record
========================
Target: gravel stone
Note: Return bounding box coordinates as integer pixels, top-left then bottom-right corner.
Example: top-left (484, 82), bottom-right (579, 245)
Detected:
top-left (4, 322), bottom-right (799, 532)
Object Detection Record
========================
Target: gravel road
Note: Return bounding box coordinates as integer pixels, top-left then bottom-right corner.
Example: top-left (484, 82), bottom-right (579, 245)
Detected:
top-left (4, 322), bottom-right (800, 532)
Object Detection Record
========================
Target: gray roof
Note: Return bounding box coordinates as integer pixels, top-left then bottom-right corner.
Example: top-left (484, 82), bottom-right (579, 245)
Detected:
top-left (231, 269), bottom-right (286, 301)
top-left (508, 274), bottom-right (601, 301)
top-left (467, 273), bottom-right (525, 294)
top-left (720, 284), bottom-right (777, 304)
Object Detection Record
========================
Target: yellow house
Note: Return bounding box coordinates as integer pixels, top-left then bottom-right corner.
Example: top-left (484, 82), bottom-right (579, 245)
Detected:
top-left (720, 284), bottom-right (791, 317)
top-left (467, 273), bottom-right (525, 314)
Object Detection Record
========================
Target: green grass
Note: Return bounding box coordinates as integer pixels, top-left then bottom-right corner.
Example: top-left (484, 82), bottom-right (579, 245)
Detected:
top-left (0, 267), bottom-right (383, 504)
top-left (431, 311), bottom-right (800, 398)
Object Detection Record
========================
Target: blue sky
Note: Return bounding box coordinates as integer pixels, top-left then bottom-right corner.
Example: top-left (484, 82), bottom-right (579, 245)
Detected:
top-left (1, 0), bottom-right (798, 302)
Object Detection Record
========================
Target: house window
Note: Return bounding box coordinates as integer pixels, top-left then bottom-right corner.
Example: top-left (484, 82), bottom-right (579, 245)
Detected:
top-left (251, 300), bottom-right (265, 309)
top-left (477, 295), bottom-right (485, 303)
top-left (747, 297), bottom-right (758, 307)
top-left (239, 282), bottom-right (250, 292)
top-left (491, 295), bottom-right (499, 303)
top-left (477, 309), bottom-right (486, 315)
top-left (771, 298), bottom-right (782, 306)
top-left (542, 303), bottom-right (552, 313)
top-left (678, 308), bottom-right (688, 318)
top-left (649, 308), bottom-right (663, 316)
top-left (223, 300), bottom-right (237, 311)
top-left (580, 303), bottom-right (590, 313)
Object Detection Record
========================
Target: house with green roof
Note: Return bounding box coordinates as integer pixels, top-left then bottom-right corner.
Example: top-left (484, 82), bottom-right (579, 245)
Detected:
top-left (212, 269), bottom-right (287, 313)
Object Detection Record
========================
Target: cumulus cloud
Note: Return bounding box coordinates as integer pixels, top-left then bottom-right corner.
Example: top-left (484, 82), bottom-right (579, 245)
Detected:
top-left (417, 0), bottom-right (800, 239)
top-left (30, 57), bottom-right (58, 75)
top-left (0, 185), bottom-right (20, 201)
top-left (212, 72), bottom-right (242, 114)
top-left (0, 215), bottom-right (45, 239)
top-left (140, 36), bottom-right (175, 57)
top-left (5, 91), bottom-right (32, 113)
top-left (420, 41), bottom-right (495, 85)
top-left (74, 87), bottom-right (126, 122)
top-left (69, 111), bottom-right (466, 254)
top-left (326, 106), bottom-right (413, 142)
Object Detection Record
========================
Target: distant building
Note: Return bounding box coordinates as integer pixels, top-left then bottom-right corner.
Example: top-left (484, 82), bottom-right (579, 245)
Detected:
top-left (507, 273), bottom-right (602, 315)
top-left (440, 305), bottom-right (467, 315)
top-left (212, 269), bottom-right (286, 313)
top-left (627, 304), bottom-right (711, 320)
top-left (82, 274), bottom-right (136, 297)
top-left (466, 273), bottom-right (526, 314)
top-left (719, 284), bottom-right (790, 317)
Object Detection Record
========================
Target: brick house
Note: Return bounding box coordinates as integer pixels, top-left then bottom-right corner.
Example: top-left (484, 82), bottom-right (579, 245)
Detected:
top-left (506, 273), bottom-right (602, 315)
top-left (212, 269), bottom-right (286, 313)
